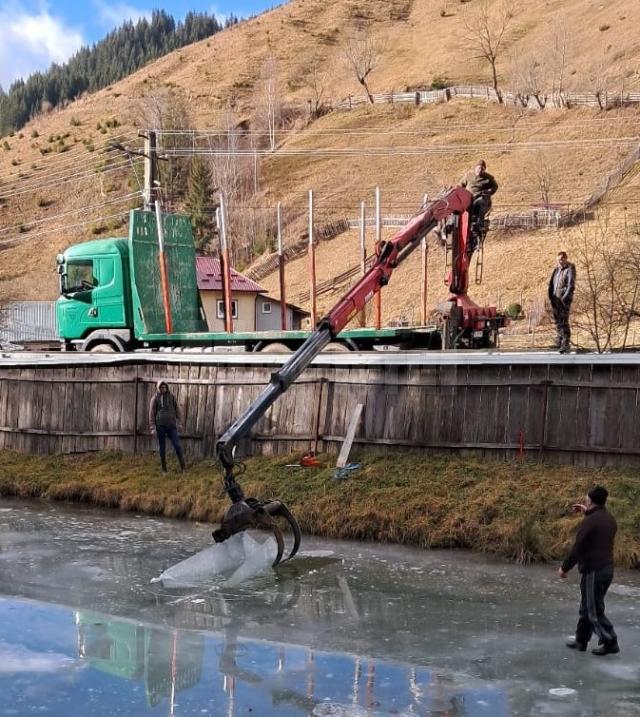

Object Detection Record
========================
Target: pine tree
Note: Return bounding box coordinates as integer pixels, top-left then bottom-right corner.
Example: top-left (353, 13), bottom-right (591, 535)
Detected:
top-left (0, 11), bottom-right (222, 134)
top-left (184, 156), bottom-right (217, 253)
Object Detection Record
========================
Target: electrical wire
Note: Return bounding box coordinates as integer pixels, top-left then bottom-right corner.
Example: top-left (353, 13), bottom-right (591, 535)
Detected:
top-left (0, 131), bottom-right (139, 183)
top-left (0, 158), bottom-right (132, 200)
top-left (0, 207), bottom-right (135, 245)
top-left (0, 192), bottom-right (143, 236)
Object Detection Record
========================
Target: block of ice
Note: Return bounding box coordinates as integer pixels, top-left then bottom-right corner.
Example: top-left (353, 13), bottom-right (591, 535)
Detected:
top-left (152, 531), bottom-right (278, 587)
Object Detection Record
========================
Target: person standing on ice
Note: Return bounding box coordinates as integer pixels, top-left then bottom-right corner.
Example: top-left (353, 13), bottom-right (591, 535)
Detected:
top-left (149, 380), bottom-right (186, 473)
top-left (559, 486), bottom-right (619, 656)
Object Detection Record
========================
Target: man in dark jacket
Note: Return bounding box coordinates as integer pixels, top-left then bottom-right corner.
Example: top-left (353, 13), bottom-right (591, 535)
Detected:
top-left (149, 380), bottom-right (186, 473)
top-left (548, 251), bottom-right (576, 353)
top-left (559, 486), bottom-right (619, 655)
top-left (460, 159), bottom-right (498, 247)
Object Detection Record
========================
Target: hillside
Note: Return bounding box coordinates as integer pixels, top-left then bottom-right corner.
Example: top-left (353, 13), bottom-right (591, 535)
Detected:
top-left (0, 0), bottom-right (639, 321)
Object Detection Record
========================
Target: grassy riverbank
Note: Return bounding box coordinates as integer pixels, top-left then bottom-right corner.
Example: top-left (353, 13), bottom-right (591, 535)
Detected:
top-left (1, 450), bottom-right (638, 568)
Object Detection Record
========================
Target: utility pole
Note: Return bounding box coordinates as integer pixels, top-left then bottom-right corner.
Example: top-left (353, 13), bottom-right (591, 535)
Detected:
top-left (143, 130), bottom-right (158, 211)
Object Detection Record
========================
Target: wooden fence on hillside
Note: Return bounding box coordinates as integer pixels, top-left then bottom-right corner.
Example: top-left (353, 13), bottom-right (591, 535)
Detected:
top-left (335, 85), bottom-right (640, 111)
top-left (2, 357), bottom-right (640, 467)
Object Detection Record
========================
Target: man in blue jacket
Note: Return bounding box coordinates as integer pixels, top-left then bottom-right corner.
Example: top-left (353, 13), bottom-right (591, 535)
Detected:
top-left (559, 486), bottom-right (619, 656)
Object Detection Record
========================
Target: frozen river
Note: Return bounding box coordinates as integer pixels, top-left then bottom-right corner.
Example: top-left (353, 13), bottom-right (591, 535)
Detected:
top-left (0, 497), bottom-right (638, 717)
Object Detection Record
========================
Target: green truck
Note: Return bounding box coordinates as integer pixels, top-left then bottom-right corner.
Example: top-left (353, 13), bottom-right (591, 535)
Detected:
top-left (56, 209), bottom-right (442, 353)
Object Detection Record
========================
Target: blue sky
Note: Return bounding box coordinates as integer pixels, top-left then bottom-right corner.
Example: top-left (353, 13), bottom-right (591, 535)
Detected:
top-left (0, 0), bottom-right (274, 88)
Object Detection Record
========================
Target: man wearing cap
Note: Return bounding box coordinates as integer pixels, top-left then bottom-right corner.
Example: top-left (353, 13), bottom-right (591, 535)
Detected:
top-left (460, 160), bottom-right (498, 248)
top-left (559, 486), bottom-right (619, 656)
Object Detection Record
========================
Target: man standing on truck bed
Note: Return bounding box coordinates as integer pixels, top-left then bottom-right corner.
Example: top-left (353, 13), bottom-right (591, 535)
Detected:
top-left (149, 380), bottom-right (186, 473)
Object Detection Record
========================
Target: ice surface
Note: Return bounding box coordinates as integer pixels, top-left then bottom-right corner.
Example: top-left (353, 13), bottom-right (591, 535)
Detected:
top-left (151, 531), bottom-right (278, 587)
top-left (312, 704), bottom-right (369, 717)
top-left (548, 687), bottom-right (576, 697)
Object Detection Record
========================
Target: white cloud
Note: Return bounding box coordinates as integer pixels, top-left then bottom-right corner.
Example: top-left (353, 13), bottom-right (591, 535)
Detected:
top-left (94, 0), bottom-right (149, 29)
top-left (0, 2), bottom-right (84, 88)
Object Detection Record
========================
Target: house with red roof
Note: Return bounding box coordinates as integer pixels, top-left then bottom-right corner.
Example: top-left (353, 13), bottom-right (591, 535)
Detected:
top-left (195, 257), bottom-right (309, 332)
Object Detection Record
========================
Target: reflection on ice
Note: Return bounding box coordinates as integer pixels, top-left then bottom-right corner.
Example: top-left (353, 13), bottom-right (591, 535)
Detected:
top-left (0, 642), bottom-right (76, 673)
top-left (152, 531), bottom-right (278, 587)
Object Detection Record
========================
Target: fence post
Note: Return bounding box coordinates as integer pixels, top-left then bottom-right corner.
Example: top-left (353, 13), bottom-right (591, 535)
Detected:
top-left (133, 366), bottom-right (139, 454)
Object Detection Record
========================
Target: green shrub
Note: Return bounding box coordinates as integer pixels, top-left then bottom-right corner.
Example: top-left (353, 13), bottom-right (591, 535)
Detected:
top-left (505, 303), bottom-right (523, 319)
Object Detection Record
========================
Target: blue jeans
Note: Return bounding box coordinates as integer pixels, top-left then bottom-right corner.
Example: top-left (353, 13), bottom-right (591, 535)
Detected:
top-left (156, 425), bottom-right (185, 471)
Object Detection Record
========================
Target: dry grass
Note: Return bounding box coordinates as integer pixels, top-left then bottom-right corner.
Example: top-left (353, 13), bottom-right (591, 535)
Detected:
top-left (1, 449), bottom-right (638, 568)
top-left (1, 0), bottom-right (640, 305)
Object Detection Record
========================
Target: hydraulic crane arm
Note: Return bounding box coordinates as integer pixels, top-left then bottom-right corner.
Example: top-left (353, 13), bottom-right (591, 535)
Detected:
top-left (213, 186), bottom-right (474, 564)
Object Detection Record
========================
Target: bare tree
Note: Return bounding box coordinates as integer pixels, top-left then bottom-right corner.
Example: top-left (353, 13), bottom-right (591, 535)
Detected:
top-left (134, 84), bottom-right (193, 210)
top-left (548, 20), bottom-right (571, 107)
top-left (342, 31), bottom-right (385, 104)
top-left (254, 55), bottom-right (281, 151)
top-left (570, 216), bottom-right (640, 352)
top-left (302, 61), bottom-right (330, 119)
top-left (533, 152), bottom-right (554, 208)
top-left (589, 58), bottom-right (612, 110)
top-left (464, 0), bottom-right (518, 103)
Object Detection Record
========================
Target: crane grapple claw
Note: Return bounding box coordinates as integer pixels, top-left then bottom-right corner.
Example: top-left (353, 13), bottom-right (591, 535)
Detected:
top-left (212, 497), bottom-right (301, 567)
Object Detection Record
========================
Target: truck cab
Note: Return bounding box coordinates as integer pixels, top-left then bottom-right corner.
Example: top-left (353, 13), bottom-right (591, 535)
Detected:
top-left (56, 238), bottom-right (133, 351)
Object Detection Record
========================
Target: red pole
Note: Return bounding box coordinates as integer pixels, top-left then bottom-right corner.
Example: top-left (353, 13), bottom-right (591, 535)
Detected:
top-left (217, 200), bottom-right (234, 334)
top-left (277, 202), bottom-right (287, 330)
top-left (421, 193), bottom-right (428, 325)
top-left (154, 200), bottom-right (173, 334)
top-left (374, 187), bottom-right (382, 329)
top-left (308, 190), bottom-right (317, 327)
top-left (359, 201), bottom-right (367, 328)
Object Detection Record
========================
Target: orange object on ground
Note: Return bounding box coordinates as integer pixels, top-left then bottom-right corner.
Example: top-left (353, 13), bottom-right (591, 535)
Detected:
top-left (300, 453), bottom-right (321, 467)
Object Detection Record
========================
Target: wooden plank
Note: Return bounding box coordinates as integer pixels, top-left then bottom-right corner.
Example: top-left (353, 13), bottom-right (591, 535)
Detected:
top-left (336, 403), bottom-right (364, 468)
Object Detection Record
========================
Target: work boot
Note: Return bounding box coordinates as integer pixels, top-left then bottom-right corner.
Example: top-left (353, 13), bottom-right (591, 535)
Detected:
top-left (566, 638), bottom-right (587, 651)
top-left (592, 641), bottom-right (620, 656)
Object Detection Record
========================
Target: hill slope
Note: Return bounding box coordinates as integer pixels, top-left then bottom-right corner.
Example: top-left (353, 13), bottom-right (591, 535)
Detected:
top-left (0, 0), bottom-right (639, 318)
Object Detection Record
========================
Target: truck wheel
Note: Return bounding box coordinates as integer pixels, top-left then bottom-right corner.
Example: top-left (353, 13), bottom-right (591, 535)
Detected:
top-left (89, 342), bottom-right (116, 353)
top-left (260, 343), bottom-right (293, 353)
top-left (322, 342), bottom-right (351, 353)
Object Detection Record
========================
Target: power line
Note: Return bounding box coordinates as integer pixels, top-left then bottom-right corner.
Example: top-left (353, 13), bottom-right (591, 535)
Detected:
top-left (0, 192), bottom-right (143, 236)
top-left (0, 131), bottom-right (139, 184)
top-left (155, 137), bottom-right (640, 158)
top-left (0, 207), bottom-right (134, 246)
top-left (0, 158), bottom-right (131, 200)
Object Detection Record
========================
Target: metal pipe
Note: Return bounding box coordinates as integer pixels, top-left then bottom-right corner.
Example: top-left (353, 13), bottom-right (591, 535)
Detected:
top-left (421, 193), bottom-right (429, 325)
top-left (308, 190), bottom-right (317, 327)
top-left (375, 187), bottom-right (382, 330)
top-left (154, 200), bottom-right (173, 334)
top-left (277, 202), bottom-right (287, 330)
top-left (218, 198), bottom-right (234, 334)
top-left (359, 201), bottom-right (366, 327)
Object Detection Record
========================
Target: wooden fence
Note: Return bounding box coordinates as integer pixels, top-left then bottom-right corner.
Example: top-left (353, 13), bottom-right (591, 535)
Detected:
top-left (335, 85), bottom-right (640, 112)
top-left (1, 356), bottom-right (640, 467)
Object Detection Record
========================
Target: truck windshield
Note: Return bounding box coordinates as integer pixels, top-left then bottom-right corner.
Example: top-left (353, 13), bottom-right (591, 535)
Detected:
top-left (62, 260), bottom-right (96, 294)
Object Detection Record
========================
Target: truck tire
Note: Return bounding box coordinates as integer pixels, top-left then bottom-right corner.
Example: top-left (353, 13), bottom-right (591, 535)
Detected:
top-left (259, 343), bottom-right (293, 353)
top-left (89, 342), bottom-right (116, 353)
top-left (322, 342), bottom-right (351, 353)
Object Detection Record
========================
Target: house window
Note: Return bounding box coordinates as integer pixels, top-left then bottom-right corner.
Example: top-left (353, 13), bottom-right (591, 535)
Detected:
top-left (262, 301), bottom-right (272, 314)
top-left (217, 299), bottom-right (238, 319)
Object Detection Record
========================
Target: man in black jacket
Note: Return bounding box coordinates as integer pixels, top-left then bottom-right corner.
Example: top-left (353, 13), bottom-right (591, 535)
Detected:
top-left (559, 486), bottom-right (619, 655)
top-left (548, 251), bottom-right (576, 353)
